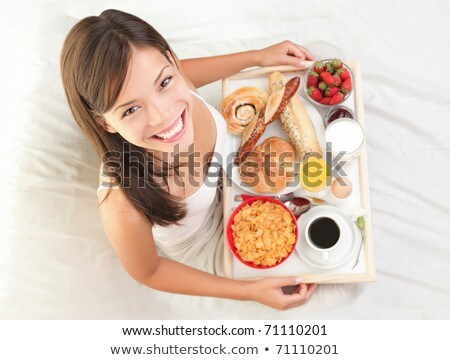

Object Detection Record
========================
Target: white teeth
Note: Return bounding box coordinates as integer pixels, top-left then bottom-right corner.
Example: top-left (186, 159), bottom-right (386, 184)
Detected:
top-left (154, 115), bottom-right (183, 140)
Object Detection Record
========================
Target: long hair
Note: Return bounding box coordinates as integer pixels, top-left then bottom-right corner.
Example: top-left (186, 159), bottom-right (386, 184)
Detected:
top-left (60, 9), bottom-right (186, 226)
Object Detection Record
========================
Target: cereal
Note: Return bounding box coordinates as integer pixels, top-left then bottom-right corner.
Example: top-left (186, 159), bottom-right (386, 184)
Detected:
top-left (231, 200), bottom-right (296, 267)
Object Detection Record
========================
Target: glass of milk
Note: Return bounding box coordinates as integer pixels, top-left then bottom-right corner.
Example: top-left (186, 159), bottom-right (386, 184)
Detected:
top-left (324, 118), bottom-right (365, 162)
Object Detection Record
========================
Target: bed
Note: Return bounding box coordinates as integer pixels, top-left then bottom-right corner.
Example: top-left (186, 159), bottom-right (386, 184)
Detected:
top-left (1, 0), bottom-right (449, 319)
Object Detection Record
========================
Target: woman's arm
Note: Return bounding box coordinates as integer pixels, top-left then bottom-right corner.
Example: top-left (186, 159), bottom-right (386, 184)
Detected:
top-left (180, 50), bottom-right (259, 88)
top-left (143, 257), bottom-right (316, 310)
top-left (143, 257), bottom-right (249, 300)
top-left (99, 187), bottom-right (316, 310)
top-left (180, 40), bottom-right (315, 88)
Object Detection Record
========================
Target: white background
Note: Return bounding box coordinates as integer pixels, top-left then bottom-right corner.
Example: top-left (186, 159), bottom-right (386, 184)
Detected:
top-left (1, 0), bottom-right (450, 320)
top-left (0, 320), bottom-right (447, 359)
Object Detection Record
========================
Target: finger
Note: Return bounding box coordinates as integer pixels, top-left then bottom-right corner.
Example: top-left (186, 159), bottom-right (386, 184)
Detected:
top-left (283, 54), bottom-right (306, 68)
top-left (277, 277), bottom-right (303, 295)
top-left (297, 45), bottom-right (315, 61)
top-left (274, 276), bottom-right (303, 287)
top-left (282, 290), bottom-right (308, 309)
top-left (306, 283), bottom-right (318, 298)
top-left (298, 283), bottom-right (308, 298)
top-left (285, 43), bottom-right (305, 58)
top-left (283, 285), bottom-right (312, 309)
top-left (285, 44), bottom-right (308, 65)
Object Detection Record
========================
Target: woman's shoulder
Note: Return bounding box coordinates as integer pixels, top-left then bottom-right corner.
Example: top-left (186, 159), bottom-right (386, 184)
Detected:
top-left (97, 162), bottom-right (122, 204)
top-left (97, 164), bottom-right (152, 230)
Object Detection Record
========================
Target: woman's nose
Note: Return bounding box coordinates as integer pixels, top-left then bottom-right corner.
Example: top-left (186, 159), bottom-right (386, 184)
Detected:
top-left (146, 105), bottom-right (169, 126)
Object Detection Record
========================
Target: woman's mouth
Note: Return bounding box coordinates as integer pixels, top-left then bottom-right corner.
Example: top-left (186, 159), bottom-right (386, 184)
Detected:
top-left (150, 109), bottom-right (187, 143)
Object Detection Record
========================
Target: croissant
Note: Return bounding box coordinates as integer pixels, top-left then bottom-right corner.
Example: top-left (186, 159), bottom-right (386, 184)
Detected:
top-left (268, 72), bottom-right (322, 160)
top-left (220, 86), bottom-right (269, 135)
top-left (237, 76), bottom-right (300, 163)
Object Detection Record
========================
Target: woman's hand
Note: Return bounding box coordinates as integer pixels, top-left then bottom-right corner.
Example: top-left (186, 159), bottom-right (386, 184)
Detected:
top-left (255, 40), bottom-right (315, 68)
top-left (247, 277), bottom-right (317, 310)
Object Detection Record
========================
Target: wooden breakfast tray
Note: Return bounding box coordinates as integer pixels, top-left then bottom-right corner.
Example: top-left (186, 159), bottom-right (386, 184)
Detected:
top-left (221, 62), bottom-right (375, 284)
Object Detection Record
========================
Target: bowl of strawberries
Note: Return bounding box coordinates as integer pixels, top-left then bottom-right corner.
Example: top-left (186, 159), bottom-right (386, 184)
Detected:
top-left (304, 58), bottom-right (353, 107)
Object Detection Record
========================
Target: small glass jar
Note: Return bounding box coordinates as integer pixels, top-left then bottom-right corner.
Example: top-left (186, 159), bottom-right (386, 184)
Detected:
top-left (324, 105), bottom-right (355, 127)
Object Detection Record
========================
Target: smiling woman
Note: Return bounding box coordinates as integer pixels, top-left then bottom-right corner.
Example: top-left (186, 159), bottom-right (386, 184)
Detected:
top-left (60, 8), bottom-right (318, 310)
top-left (101, 47), bottom-right (195, 154)
top-left (60, 10), bottom-right (189, 227)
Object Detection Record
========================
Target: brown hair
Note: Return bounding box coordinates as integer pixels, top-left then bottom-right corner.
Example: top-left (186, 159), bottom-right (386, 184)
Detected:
top-left (60, 9), bottom-right (186, 226)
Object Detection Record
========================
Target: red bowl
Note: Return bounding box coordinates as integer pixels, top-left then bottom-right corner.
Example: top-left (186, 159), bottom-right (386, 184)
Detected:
top-left (226, 195), bottom-right (299, 269)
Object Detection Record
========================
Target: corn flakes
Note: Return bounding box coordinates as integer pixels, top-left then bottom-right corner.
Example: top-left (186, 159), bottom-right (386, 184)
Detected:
top-left (231, 200), bottom-right (296, 267)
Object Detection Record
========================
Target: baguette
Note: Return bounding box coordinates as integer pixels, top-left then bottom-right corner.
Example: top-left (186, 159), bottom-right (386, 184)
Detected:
top-left (237, 76), bottom-right (300, 163)
top-left (268, 72), bottom-right (322, 160)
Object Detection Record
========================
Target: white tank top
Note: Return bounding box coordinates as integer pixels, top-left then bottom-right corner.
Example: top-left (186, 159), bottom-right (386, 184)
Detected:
top-left (97, 89), bottom-right (227, 241)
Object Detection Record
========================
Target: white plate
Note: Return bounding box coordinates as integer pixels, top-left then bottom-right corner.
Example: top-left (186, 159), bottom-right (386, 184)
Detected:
top-left (296, 205), bottom-right (360, 269)
top-left (223, 95), bottom-right (325, 196)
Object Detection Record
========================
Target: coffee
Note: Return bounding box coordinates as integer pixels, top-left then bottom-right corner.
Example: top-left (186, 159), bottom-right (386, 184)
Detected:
top-left (308, 217), bottom-right (340, 249)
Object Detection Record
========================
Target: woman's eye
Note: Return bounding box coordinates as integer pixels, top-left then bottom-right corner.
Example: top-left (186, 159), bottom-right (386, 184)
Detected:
top-left (161, 76), bottom-right (172, 89)
top-left (123, 106), bottom-right (139, 117)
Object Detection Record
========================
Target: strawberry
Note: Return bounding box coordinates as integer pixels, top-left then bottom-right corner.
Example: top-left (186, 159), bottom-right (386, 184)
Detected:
top-left (308, 86), bottom-right (323, 102)
top-left (325, 86), bottom-right (340, 97)
top-left (329, 92), bottom-right (345, 105)
top-left (307, 71), bottom-right (319, 87)
top-left (339, 68), bottom-right (351, 81)
top-left (333, 75), bottom-right (342, 87)
top-left (341, 78), bottom-right (352, 94)
top-left (319, 97), bottom-right (331, 105)
top-left (320, 71), bottom-right (335, 86)
top-left (318, 81), bottom-right (327, 91)
top-left (331, 58), bottom-right (343, 70)
top-left (326, 62), bottom-right (335, 73)
top-left (313, 61), bottom-right (325, 74)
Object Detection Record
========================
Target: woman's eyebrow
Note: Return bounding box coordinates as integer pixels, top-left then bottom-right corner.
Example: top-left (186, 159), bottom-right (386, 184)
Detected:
top-left (113, 99), bottom-right (136, 115)
top-left (153, 65), bottom-right (170, 86)
top-left (112, 65), bottom-right (170, 115)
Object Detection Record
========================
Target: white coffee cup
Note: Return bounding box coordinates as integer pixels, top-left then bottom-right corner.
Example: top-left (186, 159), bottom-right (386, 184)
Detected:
top-left (304, 215), bottom-right (342, 264)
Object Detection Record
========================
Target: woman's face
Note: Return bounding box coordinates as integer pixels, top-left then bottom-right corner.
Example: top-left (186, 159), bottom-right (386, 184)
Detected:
top-left (102, 46), bottom-right (194, 155)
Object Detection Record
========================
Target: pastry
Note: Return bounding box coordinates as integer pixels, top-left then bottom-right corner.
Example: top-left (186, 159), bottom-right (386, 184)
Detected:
top-left (268, 72), bottom-right (322, 160)
top-left (240, 137), bottom-right (295, 194)
top-left (237, 76), bottom-right (300, 163)
top-left (220, 86), bottom-right (268, 135)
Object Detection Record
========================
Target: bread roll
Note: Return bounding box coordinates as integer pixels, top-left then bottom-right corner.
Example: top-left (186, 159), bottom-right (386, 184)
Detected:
top-left (268, 72), bottom-right (322, 160)
top-left (237, 76), bottom-right (300, 163)
top-left (220, 86), bottom-right (268, 135)
top-left (240, 137), bottom-right (295, 194)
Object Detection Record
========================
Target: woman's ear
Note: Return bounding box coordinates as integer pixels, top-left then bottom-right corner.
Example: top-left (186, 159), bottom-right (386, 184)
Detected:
top-left (97, 116), bottom-right (118, 133)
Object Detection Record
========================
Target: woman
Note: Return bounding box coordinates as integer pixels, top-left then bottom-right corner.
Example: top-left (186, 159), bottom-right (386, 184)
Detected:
top-left (60, 9), bottom-right (319, 310)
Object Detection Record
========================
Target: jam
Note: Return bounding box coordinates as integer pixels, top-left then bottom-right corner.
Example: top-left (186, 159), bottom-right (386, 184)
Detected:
top-left (290, 197), bottom-right (310, 207)
top-left (324, 106), bottom-right (355, 127)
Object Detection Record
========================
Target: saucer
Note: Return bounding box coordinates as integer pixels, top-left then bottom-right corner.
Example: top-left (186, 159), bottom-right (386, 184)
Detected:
top-left (296, 205), bottom-right (359, 269)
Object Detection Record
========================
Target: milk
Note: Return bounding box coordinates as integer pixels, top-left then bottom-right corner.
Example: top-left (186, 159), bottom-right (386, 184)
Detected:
top-left (325, 118), bottom-right (364, 154)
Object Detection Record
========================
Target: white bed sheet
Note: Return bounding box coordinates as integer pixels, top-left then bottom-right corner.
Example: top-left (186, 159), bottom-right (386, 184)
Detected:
top-left (1, 0), bottom-right (450, 319)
